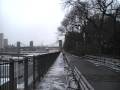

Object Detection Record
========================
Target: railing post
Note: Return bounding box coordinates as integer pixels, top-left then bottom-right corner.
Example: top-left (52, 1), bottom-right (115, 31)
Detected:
top-left (9, 59), bottom-right (15, 90)
top-left (24, 57), bottom-right (28, 90)
top-left (0, 60), bottom-right (1, 90)
top-left (33, 56), bottom-right (36, 89)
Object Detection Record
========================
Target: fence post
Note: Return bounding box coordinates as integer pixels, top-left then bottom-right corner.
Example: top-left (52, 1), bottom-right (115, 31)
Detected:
top-left (9, 59), bottom-right (15, 90)
top-left (0, 60), bottom-right (1, 90)
top-left (33, 56), bottom-right (36, 89)
top-left (24, 57), bottom-right (28, 90)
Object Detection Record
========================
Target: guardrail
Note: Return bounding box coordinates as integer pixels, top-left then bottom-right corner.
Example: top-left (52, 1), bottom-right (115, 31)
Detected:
top-left (63, 53), bottom-right (94, 90)
top-left (73, 66), bottom-right (94, 90)
top-left (85, 55), bottom-right (120, 71)
top-left (0, 52), bottom-right (60, 90)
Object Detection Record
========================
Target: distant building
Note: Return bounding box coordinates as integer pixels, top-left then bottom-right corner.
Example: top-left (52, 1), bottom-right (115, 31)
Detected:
top-left (59, 40), bottom-right (62, 50)
top-left (0, 33), bottom-right (4, 49)
top-left (17, 41), bottom-right (21, 53)
top-left (4, 39), bottom-right (8, 48)
top-left (17, 41), bottom-right (21, 48)
top-left (30, 41), bottom-right (33, 47)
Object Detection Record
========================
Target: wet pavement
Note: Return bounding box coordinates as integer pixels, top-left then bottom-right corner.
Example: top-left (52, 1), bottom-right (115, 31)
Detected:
top-left (35, 53), bottom-right (67, 90)
top-left (66, 53), bottom-right (120, 90)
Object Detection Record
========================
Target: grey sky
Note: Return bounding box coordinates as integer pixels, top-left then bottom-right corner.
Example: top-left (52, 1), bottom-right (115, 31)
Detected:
top-left (0, 0), bottom-right (65, 46)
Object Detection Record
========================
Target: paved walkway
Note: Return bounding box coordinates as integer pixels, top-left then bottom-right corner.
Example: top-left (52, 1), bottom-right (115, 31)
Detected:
top-left (65, 53), bottom-right (120, 90)
top-left (35, 53), bottom-right (67, 90)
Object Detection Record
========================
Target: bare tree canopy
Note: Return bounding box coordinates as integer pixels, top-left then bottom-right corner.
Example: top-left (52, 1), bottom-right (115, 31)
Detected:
top-left (58, 0), bottom-right (120, 56)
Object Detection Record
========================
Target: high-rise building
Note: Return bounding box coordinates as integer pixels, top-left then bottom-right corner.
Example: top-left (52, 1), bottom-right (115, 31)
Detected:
top-left (59, 40), bottom-right (62, 50)
top-left (17, 41), bottom-right (21, 54)
top-left (4, 39), bottom-right (8, 48)
top-left (30, 41), bottom-right (33, 47)
top-left (17, 41), bottom-right (21, 48)
top-left (0, 33), bottom-right (4, 49)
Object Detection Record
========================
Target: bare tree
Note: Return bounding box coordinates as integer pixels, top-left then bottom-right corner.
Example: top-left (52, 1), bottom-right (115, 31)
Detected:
top-left (60, 0), bottom-right (120, 55)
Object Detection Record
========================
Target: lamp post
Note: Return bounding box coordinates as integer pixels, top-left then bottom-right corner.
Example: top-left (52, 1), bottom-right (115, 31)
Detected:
top-left (83, 32), bottom-right (86, 55)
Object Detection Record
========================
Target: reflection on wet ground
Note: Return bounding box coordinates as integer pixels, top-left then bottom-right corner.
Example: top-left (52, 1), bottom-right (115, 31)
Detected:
top-left (36, 53), bottom-right (67, 90)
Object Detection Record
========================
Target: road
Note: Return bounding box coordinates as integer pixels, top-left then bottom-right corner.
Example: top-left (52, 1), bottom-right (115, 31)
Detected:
top-left (66, 53), bottom-right (120, 90)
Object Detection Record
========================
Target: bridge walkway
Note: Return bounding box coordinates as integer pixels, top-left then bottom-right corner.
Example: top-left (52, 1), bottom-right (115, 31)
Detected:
top-left (35, 53), bottom-right (67, 90)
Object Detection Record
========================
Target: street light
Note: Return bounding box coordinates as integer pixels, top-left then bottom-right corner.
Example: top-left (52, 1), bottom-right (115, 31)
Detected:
top-left (83, 32), bottom-right (86, 55)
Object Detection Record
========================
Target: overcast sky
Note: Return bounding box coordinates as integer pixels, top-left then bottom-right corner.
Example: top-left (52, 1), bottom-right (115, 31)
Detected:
top-left (0, 0), bottom-right (65, 46)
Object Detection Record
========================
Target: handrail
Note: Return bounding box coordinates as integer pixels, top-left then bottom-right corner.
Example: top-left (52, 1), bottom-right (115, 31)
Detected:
top-left (63, 53), bottom-right (94, 90)
top-left (74, 66), bottom-right (94, 90)
top-left (85, 55), bottom-right (120, 71)
top-left (85, 55), bottom-right (120, 63)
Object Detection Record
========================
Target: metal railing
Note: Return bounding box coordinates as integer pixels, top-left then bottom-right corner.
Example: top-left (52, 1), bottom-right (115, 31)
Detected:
top-left (85, 55), bottom-right (120, 71)
top-left (0, 60), bottom-right (10, 90)
top-left (0, 56), bottom-right (33, 90)
top-left (73, 66), bottom-right (94, 90)
top-left (63, 53), bottom-right (94, 90)
top-left (0, 52), bottom-right (60, 90)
